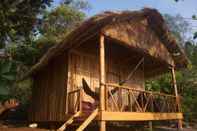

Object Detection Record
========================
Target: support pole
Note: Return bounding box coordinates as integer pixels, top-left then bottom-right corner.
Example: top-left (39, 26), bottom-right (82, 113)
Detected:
top-left (79, 88), bottom-right (83, 112)
top-left (171, 67), bottom-right (183, 130)
top-left (99, 34), bottom-right (106, 131)
top-left (149, 92), bottom-right (153, 131)
top-left (148, 121), bottom-right (153, 131)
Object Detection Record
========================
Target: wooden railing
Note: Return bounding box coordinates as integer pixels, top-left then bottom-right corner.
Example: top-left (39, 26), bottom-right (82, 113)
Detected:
top-left (67, 88), bottom-right (82, 114)
top-left (66, 84), bottom-right (179, 114)
top-left (105, 83), bottom-right (178, 113)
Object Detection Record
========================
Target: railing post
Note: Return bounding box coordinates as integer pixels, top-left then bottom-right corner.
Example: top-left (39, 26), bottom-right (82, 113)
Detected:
top-left (171, 66), bottom-right (183, 130)
top-left (105, 85), bottom-right (108, 111)
top-left (99, 34), bottom-right (106, 131)
top-left (79, 88), bottom-right (83, 112)
top-left (149, 92), bottom-right (153, 131)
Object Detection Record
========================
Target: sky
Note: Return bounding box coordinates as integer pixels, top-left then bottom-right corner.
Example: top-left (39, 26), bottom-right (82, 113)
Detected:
top-left (53, 0), bottom-right (197, 34)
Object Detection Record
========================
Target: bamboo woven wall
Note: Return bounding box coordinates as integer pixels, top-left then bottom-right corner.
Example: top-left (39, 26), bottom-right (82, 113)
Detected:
top-left (29, 52), bottom-right (68, 122)
top-left (29, 43), bottom-right (145, 121)
top-left (67, 47), bottom-right (144, 112)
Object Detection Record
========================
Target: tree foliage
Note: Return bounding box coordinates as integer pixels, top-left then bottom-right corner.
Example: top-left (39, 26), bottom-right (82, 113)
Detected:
top-left (174, 0), bottom-right (197, 40)
top-left (0, 59), bottom-right (17, 95)
top-left (0, 0), bottom-right (53, 48)
top-left (37, 4), bottom-right (85, 43)
top-left (0, 0), bottom-right (87, 104)
top-left (163, 14), bottom-right (190, 44)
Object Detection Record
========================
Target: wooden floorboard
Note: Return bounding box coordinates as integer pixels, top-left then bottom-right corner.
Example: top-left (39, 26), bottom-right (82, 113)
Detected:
top-left (65, 112), bottom-right (183, 122)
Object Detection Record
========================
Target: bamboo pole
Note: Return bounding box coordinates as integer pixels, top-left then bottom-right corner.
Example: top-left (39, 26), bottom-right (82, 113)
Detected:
top-left (171, 67), bottom-right (183, 130)
top-left (149, 92), bottom-right (153, 131)
top-left (80, 88), bottom-right (83, 112)
top-left (99, 34), bottom-right (106, 131)
top-left (148, 121), bottom-right (153, 131)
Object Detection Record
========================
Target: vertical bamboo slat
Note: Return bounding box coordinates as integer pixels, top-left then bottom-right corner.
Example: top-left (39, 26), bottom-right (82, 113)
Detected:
top-left (30, 53), bottom-right (68, 122)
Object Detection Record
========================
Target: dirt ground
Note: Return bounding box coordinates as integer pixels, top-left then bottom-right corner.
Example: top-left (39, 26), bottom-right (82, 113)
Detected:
top-left (0, 122), bottom-right (196, 131)
top-left (0, 127), bottom-right (196, 131)
top-left (0, 127), bottom-right (48, 131)
top-left (155, 127), bottom-right (197, 131)
top-left (0, 122), bottom-right (48, 131)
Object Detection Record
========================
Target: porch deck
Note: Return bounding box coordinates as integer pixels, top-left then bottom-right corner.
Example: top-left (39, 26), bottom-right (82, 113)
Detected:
top-left (65, 112), bottom-right (182, 122)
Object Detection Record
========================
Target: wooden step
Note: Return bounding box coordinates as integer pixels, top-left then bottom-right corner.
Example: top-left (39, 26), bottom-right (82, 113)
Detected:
top-left (57, 111), bottom-right (81, 131)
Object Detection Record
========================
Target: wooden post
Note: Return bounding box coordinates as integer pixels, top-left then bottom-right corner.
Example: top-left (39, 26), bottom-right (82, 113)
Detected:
top-left (105, 85), bottom-right (108, 111)
top-left (99, 34), bottom-right (106, 131)
top-left (79, 88), bottom-right (83, 112)
top-left (148, 121), bottom-right (153, 131)
top-left (149, 92), bottom-right (153, 131)
top-left (171, 67), bottom-right (183, 130)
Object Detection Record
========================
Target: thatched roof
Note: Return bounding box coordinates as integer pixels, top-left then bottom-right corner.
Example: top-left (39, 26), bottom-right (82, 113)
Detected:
top-left (24, 8), bottom-right (188, 79)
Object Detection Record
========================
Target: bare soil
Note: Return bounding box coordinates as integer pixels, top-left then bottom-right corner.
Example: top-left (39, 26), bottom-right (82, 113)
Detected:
top-left (155, 127), bottom-right (197, 131)
top-left (0, 121), bottom-right (196, 131)
top-left (0, 122), bottom-right (48, 131)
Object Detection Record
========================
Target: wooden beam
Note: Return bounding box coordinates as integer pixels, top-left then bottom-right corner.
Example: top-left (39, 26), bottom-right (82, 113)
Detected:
top-left (99, 34), bottom-right (106, 131)
top-left (58, 111), bottom-right (81, 131)
top-left (171, 67), bottom-right (183, 130)
top-left (76, 108), bottom-right (98, 131)
top-left (106, 83), bottom-right (176, 98)
top-left (100, 112), bottom-right (183, 121)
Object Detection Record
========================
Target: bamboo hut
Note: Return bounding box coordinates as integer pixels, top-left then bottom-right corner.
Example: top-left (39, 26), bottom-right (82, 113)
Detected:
top-left (24, 8), bottom-right (188, 131)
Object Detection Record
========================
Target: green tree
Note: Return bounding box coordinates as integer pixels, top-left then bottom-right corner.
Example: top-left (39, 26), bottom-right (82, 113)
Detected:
top-left (174, 0), bottom-right (197, 40)
top-left (0, 0), bottom-right (53, 48)
top-left (35, 3), bottom-right (86, 57)
top-left (0, 59), bottom-right (17, 95)
top-left (37, 4), bottom-right (85, 43)
top-left (163, 14), bottom-right (190, 44)
top-left (180, 41), bottom-right (197, 122)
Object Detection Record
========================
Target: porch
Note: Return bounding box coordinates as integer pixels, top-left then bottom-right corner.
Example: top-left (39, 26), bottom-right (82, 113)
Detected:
top-left (66, 83), bottom-right (182, 121)
top-left (101, 83), bottom-right (182, 121)
top-left (60, 81), bottom-right (182, 131)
